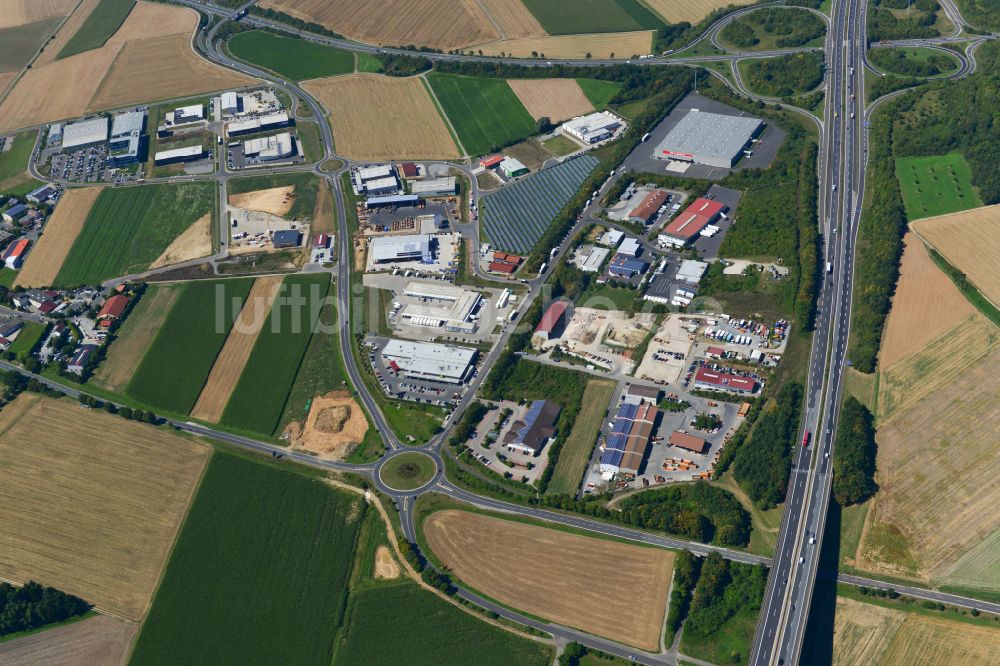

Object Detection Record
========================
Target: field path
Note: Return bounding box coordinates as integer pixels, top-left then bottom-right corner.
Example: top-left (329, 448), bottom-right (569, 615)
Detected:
top-left (14, 186), bottom-right (103, 288)
top-left (190, 276), bottom-right (284, 422)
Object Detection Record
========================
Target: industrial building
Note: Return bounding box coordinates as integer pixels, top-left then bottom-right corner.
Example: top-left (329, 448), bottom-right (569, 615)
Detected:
top-left (2, 204), bottom-right (29, 224)
top-left (607, 254), bottom-right (648, 279)
top-left (381, 339), bottom-right (477, 384)
top-left (532, 300), bottom-right (570, 346)
top-left (369, 234), bottom-right (434, 264)
top-left (669, 431), bottom-right (709, 455)
top-left (676, 259), bottom-right (708, 284)
top-left (220, 91), bottom-right (240, 115)
top-left (154, 145), bottom-right (206, 165)
top-left (167, 104), bottom-right (204, 125)
top-left (617, 237), bottom-right (642, 257)
top-left (364, 176), bottom-right (400, 196)
top-left (365, 194), bottom-right (418, 209)
top-left (226, 111), bottom-right (289, 137)
top-left (479, 155), bottom-right (504, 169)
top-left (243, 132), bottom-right (296, 161)
top-left (655, 109), bottom-right (764, 168)
top-left (659, 197), bottom-right (726, 247)
top-left (627, 189), bottom-right (668, 225)
top-left (61, 117), bottom-right (109, 149)
top-left (399, 162), bottom-right (419, 179)
top-left (108, 110), bottom-right (145, 166)
top-left (26, 184), bottom-right (58, 204)
top-left (2, 238), bottom-right (30, 269)
top-left (624, 384), bottom-right (662, 406)
top-left (398, 281), bottom-right (483, 333)
top-left (499, 157), bottom-right (528, 178)
top-left (694, 366), bottom-right (757, 394)
top-left (562, 111), bottom-right (622, 144)
top-left (410, 177), bottom-right (455, 197)
top-left (273, 229), bottom-right (301, 248)
top-left (574, 245), bottom-right (610, 273)
top-left (503, 400), bottom-right (561, 455)
top-left (600, 402), bottom-right (659, 476)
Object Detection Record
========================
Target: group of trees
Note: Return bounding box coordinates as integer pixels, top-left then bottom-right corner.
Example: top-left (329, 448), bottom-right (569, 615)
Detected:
top-left (617, 482), bottom-right (752, 546)
top-left (832, 398), bottom-right (878, 506)
top-left (741, 52), bottom-right (825, 98)
top-left (78, 393), bottom-right (158, 424)
top-left (446, 401), bottom-right (490, 448)
top-left (721, 8), bottom-right (826, 49)
top-left (665, 550), bottom-right (701, 643)
top-left (868, 0), bottom-right (941, 41)
top-left (732, 383), bottom-right (803, 509)
top-left (0, 581), bottom-right (90, 637)
top-left (248, 7), bottom-right (344, 39)
top-left (869, 47), bottom-right (957, 77)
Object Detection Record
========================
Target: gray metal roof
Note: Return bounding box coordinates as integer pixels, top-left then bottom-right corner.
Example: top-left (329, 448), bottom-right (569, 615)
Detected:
top-left (655, 110), bottom-right (763, 162)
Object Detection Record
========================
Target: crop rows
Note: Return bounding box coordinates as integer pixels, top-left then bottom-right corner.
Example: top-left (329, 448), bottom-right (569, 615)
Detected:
top-left (480, 154), bottom-right (599, 253)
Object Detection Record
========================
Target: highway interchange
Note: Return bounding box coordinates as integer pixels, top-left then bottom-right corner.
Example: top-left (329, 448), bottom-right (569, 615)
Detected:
top-left (3, 0), bottom-right (998, 662)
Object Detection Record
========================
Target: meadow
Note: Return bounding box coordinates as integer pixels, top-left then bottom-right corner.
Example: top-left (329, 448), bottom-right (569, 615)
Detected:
top-left (576, 78), bottom-right (622, 109)
top-left (0, 18), bottom-right (63, 71)
top-left (520, 0), bottom-right (663, 35)
top-left (57, 0), bottom-right (134, 59)
top-left (55, 182), bottom-right (215, 285)
top-left (545, 379), bottom-right (616, 495)
top-left (333, 582), bottom-right (553, 666)
top-left (7, 322), bottom-right (46, 356)
top-left (228, 171), bottom-right (319, 220)
top-left (427, 73), bottom-right (537, 155)
top-left (895, 153), bottom-right (981, 219)
top-left (129, 452), bottom-right (363, 664)
top-left (228, 30), bottom-right (354, 81)
top-left (127, 278), bottom-right (253, 415)
top-left (220, 273), bottom-right (331, 436)
top-left (0, 129), bottom-right (35, 190)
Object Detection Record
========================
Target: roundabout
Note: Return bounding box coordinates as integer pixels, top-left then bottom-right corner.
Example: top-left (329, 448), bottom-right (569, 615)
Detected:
top-left (378, 451), bottom-right (439, 492)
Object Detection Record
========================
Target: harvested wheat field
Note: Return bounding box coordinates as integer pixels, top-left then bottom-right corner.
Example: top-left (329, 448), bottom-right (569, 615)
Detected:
top-left (0, 0), bottom-right (75, 29)
top-left (832, 596), bottom-right (905, 666)
top-left (261, 0), bottom-right (497, 50)
top-left (878, 233), bottom-right (974, 368)
top-left (189, 275), bottom-right (284, 422)
top-left (423, 510), bottom-right (674, 650)
top-left (89, 32), bottom-right (255, 111)
top-left (507, 78), bottom-right (594, 122)
top-left (228, 185), bottom-right (295, 217)
top-left (477, 31), bottom-right (654, 60)
top-left (881, 615), bottom-right (1000, 665)
top-left (0, 44), bottom-right (120, 132)
top-left (14, 187), bottom-right (103, 288)
top-left (912, 204), bottom-right (1000, 307)
top-left (478, 0), bottom-right (546, 40)
top-left (32, 0), bottom-right (101, 67)
top-left (373, 545), bottom-right (400, 580)
top-left (93, 284), bottom-right (181, 392)
top-left (285, 390), bottom-right (369, 460)
top-left (0, 394), bottom-right (210, 620)
top-left (0, 71), bottom-right (15, 95)
top-left (105, 0), bottom-right (197, 44)
top-left (303, 74), bottom-right (459, 161)
top-left (644, 0), bottom-right (756, 24)
top-left (0, 614), bottom-right (136, 666)
top-left (149, 213), bottom-right (212, 269)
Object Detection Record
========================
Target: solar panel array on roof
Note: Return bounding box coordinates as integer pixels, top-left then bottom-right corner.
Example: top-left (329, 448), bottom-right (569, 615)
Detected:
top-left (480, 155), bottom-right (600, 254)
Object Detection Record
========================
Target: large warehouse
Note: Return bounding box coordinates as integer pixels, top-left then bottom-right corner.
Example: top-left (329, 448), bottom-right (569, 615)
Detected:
top-left (381, 339), bottom-right (477, 384)
top-left (243, 132), bottom-right (296, 160)
top-left (398, 281), bottom-right (482, 333)
top-left (658, 197), bottom-right (726, 247)
top-left (655, 109), bottom-right (764, 168)
top-left (562, 111), bottom-right (623, 144)
top-left (61, 117), bottom-right (109, 149)
top-left (599, 402), bottom-right (659, 477)
top-left (369, 234), bottom-right (434, 264)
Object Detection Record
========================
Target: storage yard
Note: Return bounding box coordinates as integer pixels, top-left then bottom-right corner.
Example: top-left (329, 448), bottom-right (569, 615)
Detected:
top-left (480, 154), bottom-right (599, 253)
top-left (539, 307), bottom-right (656, 374)
top-left (422, 509), bottom-right (674, 651)
top-left (0, 393), bottom-right (211, 621)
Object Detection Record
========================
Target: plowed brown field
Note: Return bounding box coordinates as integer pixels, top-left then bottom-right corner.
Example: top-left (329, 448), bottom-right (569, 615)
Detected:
top-left (189, 275), bottom-right (284, 422)
top-left (14, 186), bottom-right (103, 288)
top-left (479, 0), bottom-right (546, 40)
top-left (303, 74), bottom-right (459, 160)
top-left (260, 0), bottom-right (497, 50)
top-left (878, 233), bottom-right (974, 368)
top-left (912, 204), bottom-right (1000, 307)
top-left (476, 31), bottom-right (654, 59)
top-left (0, 394), bottom-right (210, 620)
top-left (423, 510), bottom-right (673, 651)
top-left (0, 0), bottom-right (75, 29)
top-left (508, 78), bottom-right (594, 122)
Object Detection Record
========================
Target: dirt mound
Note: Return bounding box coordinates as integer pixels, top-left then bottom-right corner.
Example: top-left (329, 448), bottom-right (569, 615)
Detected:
top-left (373, 545), bottom-right (400, 580)
top-left (228, 185), bottom-right (296, 217)
top-left (284, 391), bottom-right (369, 461)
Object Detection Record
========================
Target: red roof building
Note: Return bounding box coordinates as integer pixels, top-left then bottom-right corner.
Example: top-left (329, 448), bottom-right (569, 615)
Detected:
top-left (705, 346), bottom-right (725, 358)
top-left (98, 294), bottom-right (129, 322)
top-left (628, 190), bottom-right (668, 224)
top-left (37, 301), bottom-right (57, 315)
top-left (314, 233), bottom-right (330, 249)
top-left (669, 431), bottom-right (709, 454)
top-left (488, 261), bottom-right (517, 274)
top-left (694, 366), bottom-right (757, 394)
top-left (480, 155), bottom-right (504, 169)
top-left (400, 162), bottom-right (418, 178)
top-left (534, 300), bottom-right (570, 341)
top-left (2, 238), bottom-right (30, 269)
top-left (660, 198), bottom-right (725, 244)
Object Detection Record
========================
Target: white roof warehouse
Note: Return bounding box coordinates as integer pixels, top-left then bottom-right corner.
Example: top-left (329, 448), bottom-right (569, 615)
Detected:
top-left (655, 109), bottom-right (764, 168)
top-left (381, 339), bottom-right (478, 384)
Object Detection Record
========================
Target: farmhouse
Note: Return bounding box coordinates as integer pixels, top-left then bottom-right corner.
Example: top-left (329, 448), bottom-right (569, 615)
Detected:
top-left (399, 162), bottom-right (419, 179)
top-left (628, 190), bottom-right (668, 225)
top-left (398, 281), bottom-right (482, 333)
top-left (562, 111), bottom-right (622, 144)
top-left (61, 117), bottom-right (109, 149)
top-left (503, 399), bottom-right (561, 456)
top-left (600, 402), bottom-right (660, 476)
top-left (668, 431), bottom-right (709, 455)
top-left (532, 299), bottom-right (570, 346)
top-left (659, 198), bottom-right (725, 247)
top-left (655, 109), bottom-right (764, 168)
top-left (2, 204), bottom-right (30, 224)
top-left (154, 145), bottom-right (206, 166)
top-left (97, 294), bottom-right (129, 328)
top-left (381, 339), bottom-right (477, 384)
top-left (489, 251), bottom-right (521, 274)
top-left (2, 238), bottom-right (30, 269)
top-left (26, 184), bottom-right (58, 204)
top-left (694, 366), bottom-right (757, 394)
top-left (243, 132), bottom-right (296, 161)
top-left (369, 234), bottom-right (434, 264)
top-left (108, 110), bottom-right (146, 167)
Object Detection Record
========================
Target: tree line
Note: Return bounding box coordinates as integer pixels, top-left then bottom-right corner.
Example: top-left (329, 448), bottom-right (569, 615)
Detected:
top-left (0, 581), bottom-right (90, 637)
top-left (869, 47), bottom-right (957, 77)
top-left (868, 0), bottom-right (941, 41)
top-left (832, 397), bottom-right (878, 506)
top-left (721, 8), bottom-right (826, 49)
top-left (741, 52), bottom-right (825, 98)
top-left (617, 481), bottom-right (752, 546)
top-left (732, 382), bottom-right (803, 509)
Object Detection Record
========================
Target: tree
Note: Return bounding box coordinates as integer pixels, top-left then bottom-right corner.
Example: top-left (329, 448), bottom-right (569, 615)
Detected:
top-left (832, 397), bottom-right (878, 505)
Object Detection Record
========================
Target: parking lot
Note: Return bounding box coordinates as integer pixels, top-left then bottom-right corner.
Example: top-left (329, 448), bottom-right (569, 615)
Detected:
top-left (363, 335), bottom-right (474, 408)
top-left (463, 400), bottom-right (549, 484)
top-left (49, 145), bottom-right (109, 183)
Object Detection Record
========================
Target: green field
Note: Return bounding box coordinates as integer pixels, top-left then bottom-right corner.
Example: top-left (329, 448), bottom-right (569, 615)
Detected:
top-left (129, 451), bottom-right (362, 665)
top-left (333, 582), bottom-right (553, 666)
top-left (576, 78), bottom-right (622, 109)
top-left (578, 282), bottom-right (638, 310)
top-left (427, 73), bottom-right (536, 156)
top-left (0, 268), bottom-right (16, 288)
top-left (57, 0), bottom-right (135, 59)
top-left (220, 274), bottom-right (330, 436)
top-left (55, 182), bottom-right (215, 285)
top-left (228, 31), bottom-right (354, 81)
top-left (545, 379), bottom-right (616, 495)
top-left (227, 172), bottom-right (318, 219)
top-left (895, 153), bottom-right (982, 220)
top-left (520, 0), bottom-right (664, 35)
top-left (356, 52), bottom-right (383, 73)
top-left (7, 322), bottom-right (46, 356)
top-left (127, 278), bottom-right (252, 414)
top-left (379, 452), bottom-right (437, 491)
top-left (0, 130), bottom-right (36, 191)
top-left (0, 18), bottom-right (62, 71)
top-left (296, 122), bottom-right (323, 162)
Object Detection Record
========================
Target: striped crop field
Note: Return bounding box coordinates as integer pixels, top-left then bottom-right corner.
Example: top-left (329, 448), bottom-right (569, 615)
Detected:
top-left (480, 154), bottom-right (599, 254)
